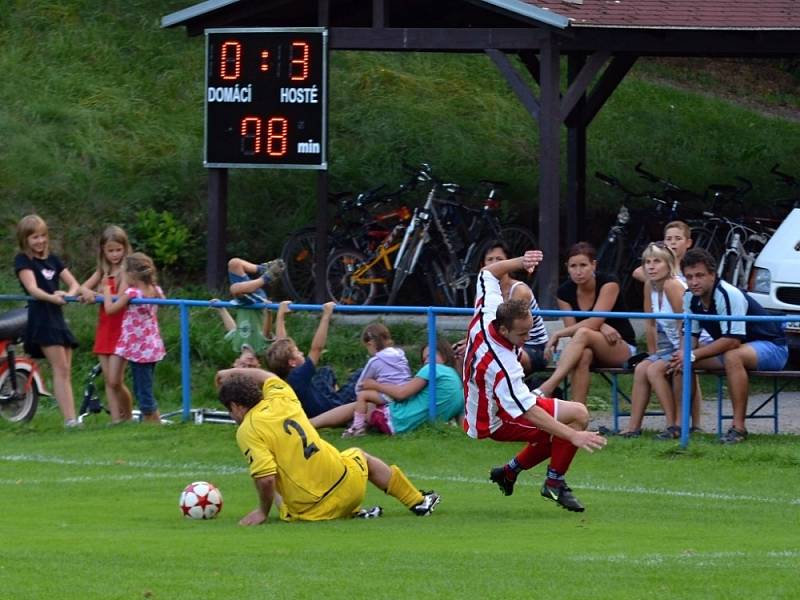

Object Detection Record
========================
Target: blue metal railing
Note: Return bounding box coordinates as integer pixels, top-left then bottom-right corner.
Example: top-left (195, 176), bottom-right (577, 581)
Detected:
top-left (1, 294), bottom-right (793, 448)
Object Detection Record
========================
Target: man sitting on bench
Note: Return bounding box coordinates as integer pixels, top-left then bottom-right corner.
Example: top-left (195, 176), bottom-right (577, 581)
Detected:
top-left (669, 249), bottom-right (788, 444)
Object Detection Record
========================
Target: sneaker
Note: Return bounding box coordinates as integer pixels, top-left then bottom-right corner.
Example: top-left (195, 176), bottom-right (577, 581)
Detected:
top-left (655, 425), bottom-right (681, 440)
top-left (354, 506), bottom-right (383, 519)
top-left (541, 482), bottom-right (585, 512)
top-left (341, 423), bottom-right (367, 438)
top-left (720, 427), bottom-right (748, 444)
top-left (259, 259), bottom-right (286, 283)
top-left (410, 490), bottom-right (441, 516)
top-left (618, 429), bottom-right (642, 438)
top-left (489, 466), bottom-right (516, 496)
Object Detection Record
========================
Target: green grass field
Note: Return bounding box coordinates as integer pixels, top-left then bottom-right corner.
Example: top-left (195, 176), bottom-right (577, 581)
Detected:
top-left (1, 410), bottom-right (798, 599)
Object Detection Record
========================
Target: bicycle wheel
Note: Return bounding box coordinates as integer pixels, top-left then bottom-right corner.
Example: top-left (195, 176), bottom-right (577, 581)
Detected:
top-left (691, 227), bottom-right (724, 262)
top-left (719, 254), bottom-right (745, 288)
top-left (325, 248), bottom-right (379, 305)
top-left (387, 229), bottom-right (425, 306)
top-left (0, 368), bottom-right (39, 423)
top-left (499, 226), bottom-right (538, 257)
top-left (425, 259), bottom-right (459, 307)
top-left (280, 227), bottom-right (319, 302)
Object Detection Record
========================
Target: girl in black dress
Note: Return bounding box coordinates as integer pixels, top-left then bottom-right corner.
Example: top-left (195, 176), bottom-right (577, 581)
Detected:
top-left (14, 215), bottom-right (81, 427)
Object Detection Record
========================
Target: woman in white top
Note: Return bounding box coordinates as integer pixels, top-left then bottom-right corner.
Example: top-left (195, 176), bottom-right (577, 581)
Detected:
top-left (620, 242), bottom-right (687, 438)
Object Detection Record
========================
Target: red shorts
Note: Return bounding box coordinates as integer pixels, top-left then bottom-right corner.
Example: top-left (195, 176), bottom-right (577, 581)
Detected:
top-left (489, 397), bottom-right (557, 444)
top-left (368, 405), bottom-right (394, 435)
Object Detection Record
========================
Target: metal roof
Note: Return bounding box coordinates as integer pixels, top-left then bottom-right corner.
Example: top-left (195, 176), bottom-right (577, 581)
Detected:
top-left (522, 1), bottom-right (800, 30)
top-left (161, 0), bottom-right (240, 29)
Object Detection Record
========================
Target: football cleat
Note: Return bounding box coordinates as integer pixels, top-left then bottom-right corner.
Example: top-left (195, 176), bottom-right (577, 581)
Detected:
top-left (410, 491), bottom-right (441, 516)
top-left (355, 506), bottom-right (383, 519)
top-left (489, 466), bottom-right (516, 496)
top-left (541, 482), bottom-right (585, 512)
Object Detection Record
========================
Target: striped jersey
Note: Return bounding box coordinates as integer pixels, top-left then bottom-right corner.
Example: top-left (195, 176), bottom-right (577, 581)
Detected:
top-left (463, 270), bottom-right (538, 439)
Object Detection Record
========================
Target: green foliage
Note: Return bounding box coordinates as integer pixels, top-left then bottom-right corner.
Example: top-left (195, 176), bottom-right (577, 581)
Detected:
top-left (131, 208), bottom-right (198, 273)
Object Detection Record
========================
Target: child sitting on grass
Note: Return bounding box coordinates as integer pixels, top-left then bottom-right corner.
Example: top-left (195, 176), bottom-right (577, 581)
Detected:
top-left (341, 322), bottom-right (411, 438)
top-left (361, 338), bottom-right (464, 435)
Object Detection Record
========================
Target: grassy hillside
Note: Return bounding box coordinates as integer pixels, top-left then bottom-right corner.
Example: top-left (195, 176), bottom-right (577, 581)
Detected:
top-left (2, 1), bottom-right (800, 282)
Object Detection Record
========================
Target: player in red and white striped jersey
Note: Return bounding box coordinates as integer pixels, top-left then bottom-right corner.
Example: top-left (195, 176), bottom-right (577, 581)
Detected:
top-left (463, 251), bottom-right (606, 512)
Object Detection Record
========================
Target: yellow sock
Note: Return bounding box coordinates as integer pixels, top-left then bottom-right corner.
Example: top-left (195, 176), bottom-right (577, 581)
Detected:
top-left (386, 465), bottom-right (423, 508)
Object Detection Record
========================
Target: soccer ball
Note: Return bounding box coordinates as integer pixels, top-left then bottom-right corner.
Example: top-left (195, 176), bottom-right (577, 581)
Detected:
top-left (179, 481), bottom-right (223, 519)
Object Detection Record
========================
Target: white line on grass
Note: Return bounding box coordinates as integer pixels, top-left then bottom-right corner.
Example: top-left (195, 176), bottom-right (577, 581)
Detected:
top-left (3, 454), bottom-right (799, 506)
top-left (568, 550), bottom-right (800, 566)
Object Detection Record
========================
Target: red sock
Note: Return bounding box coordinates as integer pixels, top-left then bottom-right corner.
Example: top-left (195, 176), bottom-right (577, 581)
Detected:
top-left (515, 441), bottom-right (552, 470)
top-left (549, 437), bottom-right (578, 475)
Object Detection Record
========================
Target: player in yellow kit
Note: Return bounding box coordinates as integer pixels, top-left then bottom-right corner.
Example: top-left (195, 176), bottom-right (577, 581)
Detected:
top-left (216, 368), bottom-right (441, 524)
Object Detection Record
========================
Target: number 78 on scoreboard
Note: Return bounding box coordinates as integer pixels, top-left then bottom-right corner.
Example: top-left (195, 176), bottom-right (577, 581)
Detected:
top-left (204, 28), bottom-right (328, 169)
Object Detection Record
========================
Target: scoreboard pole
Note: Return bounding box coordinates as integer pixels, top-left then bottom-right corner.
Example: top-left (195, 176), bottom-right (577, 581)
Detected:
top-left (207, 168), bottom-right (228, 289)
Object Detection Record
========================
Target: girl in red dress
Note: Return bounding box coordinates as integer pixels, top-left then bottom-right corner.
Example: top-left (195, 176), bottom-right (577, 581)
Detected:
top-left (79, 226), bottom-right (133, 423)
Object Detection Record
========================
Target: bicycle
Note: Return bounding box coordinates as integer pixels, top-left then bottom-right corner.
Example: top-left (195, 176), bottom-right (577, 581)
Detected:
top-left (388, 165), bottom-right (537, 306)
top-left (280, 185), bottom-right (413, 302)
top-left (325, 223), bottom-right (406, 305)
top-left (769, 163), bottom-right (800, 218)
top-left (594, 166), bottom-right (688, 307)
top-left (0, 308), bottom-right (49, 423)
top-left (716, 219), bottom-right (773, 289)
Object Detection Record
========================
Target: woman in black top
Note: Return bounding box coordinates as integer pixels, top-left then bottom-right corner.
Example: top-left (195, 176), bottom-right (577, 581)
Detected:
top-left (14, 214), bottom-right (81, 426)
top-left (533, 242), bottom-right (636, 405)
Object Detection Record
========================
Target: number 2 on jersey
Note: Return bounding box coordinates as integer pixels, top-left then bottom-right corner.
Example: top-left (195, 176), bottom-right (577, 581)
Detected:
top-left (283, 419), bottom-right (320, 459)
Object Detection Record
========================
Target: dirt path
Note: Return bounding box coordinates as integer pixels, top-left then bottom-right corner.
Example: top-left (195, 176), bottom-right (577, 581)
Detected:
top-left (591, 392), bottom-right (800, 436)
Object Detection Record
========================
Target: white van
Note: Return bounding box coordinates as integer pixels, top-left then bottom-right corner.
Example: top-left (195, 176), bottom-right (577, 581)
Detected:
top-left (747, 208), bottom-right (800, 361)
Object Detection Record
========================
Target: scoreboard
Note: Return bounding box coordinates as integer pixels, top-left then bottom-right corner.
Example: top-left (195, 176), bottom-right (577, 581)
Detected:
top-left (204, 28), bottom-right (327, 169)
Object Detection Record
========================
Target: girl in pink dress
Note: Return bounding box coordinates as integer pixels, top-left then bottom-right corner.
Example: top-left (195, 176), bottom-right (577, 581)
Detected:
top-left (103, 253), bottom-right (166, 423)
top-left (79, 225), bottom-right (133, 423)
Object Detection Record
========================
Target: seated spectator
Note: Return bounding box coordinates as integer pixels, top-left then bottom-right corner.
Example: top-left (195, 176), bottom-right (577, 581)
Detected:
top-left (265, 301), bottom-right (359, 419)
top-left (341, 322), bottom-right (412, 438)
top-left (313, 338), bottom-right (464, 435)
top-left (535, 242), bottom-right (636, 404)
top-left (453, 241), bottom-right (548, 376)
top-left (668, 248), bottom-right (788, 444)
top-left (631, 220), bottom-right (704, 430)
top-left (619, 243), bottom-right (686, 439)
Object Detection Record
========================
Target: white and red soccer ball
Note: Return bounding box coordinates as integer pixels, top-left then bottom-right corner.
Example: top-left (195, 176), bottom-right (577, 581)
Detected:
top-left (179, 481), bottom-right (223, 519)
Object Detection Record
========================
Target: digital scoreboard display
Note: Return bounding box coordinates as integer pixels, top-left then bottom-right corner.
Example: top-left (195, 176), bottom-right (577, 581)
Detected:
top-left (204, 28), bottom-right (327, 169)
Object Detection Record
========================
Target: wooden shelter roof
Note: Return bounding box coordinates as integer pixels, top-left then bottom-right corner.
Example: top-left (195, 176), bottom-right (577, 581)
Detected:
top-left (522, 1), bottom-right (800, 30)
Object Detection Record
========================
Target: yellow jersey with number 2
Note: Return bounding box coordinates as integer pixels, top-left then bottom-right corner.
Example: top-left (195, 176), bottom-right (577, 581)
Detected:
top-left (236, 376), bottom-right (368, 521)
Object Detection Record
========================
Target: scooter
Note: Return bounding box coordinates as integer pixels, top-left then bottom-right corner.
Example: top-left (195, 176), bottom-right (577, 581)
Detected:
top-left (0, 308), bottom-right (50, 423)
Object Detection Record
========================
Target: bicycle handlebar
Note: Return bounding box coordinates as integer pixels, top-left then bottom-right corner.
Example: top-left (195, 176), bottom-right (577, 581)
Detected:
top-left (771, 163), bottom-right (798, 187)
top-left (634, 162), bottom-right (681, 192)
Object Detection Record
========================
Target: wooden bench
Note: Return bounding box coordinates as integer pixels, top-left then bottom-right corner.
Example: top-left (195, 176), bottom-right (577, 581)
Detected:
top-left (588, 367), bottom-right (800, 435)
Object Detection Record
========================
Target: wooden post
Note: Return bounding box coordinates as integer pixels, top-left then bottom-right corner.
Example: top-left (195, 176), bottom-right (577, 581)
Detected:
top-left (537, 36), bottom-right (561, 308)
top-left (566, 54), bottom-right (587, 246)
top-left (315, 0), bottom-right (330, 303)
top-left (207, 168), bottom-right (228, 290)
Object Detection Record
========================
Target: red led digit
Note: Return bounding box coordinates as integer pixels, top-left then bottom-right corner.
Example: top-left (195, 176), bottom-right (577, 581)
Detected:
top-left (266, 117), bottom-right (288, 157)
top-left (240, 117), bottom-right (262, 155)
top-left (289, 41), bottom-right (310, 81)
top-left (220, 41), bottom-right (242, 80)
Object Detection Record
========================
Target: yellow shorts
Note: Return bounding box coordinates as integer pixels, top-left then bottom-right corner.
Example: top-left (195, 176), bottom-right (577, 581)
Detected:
top-left (279, 448), bottom-right (369, 521)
